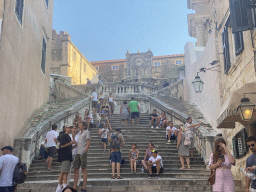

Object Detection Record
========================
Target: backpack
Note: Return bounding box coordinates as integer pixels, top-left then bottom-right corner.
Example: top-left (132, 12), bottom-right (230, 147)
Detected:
top-left (13, 162), bottom-right (27, 184)
top-left (184, 134), bottom-right (191, 146)
top-left (109, 133), bottom-right (120, 150)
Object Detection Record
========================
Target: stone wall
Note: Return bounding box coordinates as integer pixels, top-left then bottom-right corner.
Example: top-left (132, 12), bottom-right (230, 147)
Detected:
top-left (51, 30), bottom-right (99, 85)
top-left (0, 0), bottom-right (53, 149)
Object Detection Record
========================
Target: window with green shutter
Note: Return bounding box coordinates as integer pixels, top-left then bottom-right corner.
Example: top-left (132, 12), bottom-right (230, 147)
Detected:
top-left (234, 32), bottom-right (244, 55)
top-left (15, 0), bottom-right (24, 25)
top-left (222, 19), bottom-right (231, 74)
top-left (41, 38), bottom-right (47, 74)
top-left (230, 0), bottom-right (253, 33)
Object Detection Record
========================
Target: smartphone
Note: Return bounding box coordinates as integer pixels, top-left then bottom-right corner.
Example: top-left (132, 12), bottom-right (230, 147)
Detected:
top-left (219, 154), bottom-right (225, 161)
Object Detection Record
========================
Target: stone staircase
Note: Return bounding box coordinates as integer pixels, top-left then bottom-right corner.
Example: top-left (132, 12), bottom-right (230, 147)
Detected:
top-left (17, 113), bottom-right (241, 192)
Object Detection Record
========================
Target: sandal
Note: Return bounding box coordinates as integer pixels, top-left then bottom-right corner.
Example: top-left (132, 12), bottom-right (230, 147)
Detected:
top-left (111, 176), bottom-right (115, 179)
top-left (180, 167), bottom-right (185, 170)
top-left (117, 176), bottom-right (123, 179)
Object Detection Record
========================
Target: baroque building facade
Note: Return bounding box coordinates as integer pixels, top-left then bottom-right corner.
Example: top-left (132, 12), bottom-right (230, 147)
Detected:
top-left (184, 0), bottom-right (256, 187)
top-left (51, 30), bottom-right (99, 85)
top-left (0, 0), bottom-right (54, 148)
top-left (91, 50), bottom-right (184, 83)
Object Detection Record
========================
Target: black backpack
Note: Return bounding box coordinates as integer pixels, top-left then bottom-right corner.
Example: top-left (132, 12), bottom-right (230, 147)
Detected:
top-left (13, 162), bottom-right (27, 184)
top-left (109, 133), bottom-right (120, 150)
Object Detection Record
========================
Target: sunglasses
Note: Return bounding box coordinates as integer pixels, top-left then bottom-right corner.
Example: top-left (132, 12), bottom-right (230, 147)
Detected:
top-left (247, 144), bottom-right (255, 148)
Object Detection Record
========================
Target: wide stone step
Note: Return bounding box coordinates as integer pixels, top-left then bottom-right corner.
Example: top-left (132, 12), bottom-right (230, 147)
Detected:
top-left (26, 172), bottom-right (210, 181)
top-left (18, 178), bottom-right (216, 192)
top-left (28, 164), bottom-right (206, 171)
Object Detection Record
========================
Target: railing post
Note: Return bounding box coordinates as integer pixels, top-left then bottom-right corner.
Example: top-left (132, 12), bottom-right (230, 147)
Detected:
top-left (204, 135), bottom-right (215, 166)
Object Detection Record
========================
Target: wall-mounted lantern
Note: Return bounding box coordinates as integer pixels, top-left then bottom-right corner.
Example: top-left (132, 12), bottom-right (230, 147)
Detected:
top-left (237, 97), bottom-right (255, 121)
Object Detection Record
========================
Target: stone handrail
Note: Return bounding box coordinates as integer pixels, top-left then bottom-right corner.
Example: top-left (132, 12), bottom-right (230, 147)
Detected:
top-left (51, 80), bottom-right (88, 103)
top-left (13, 97), bottom-right (92, 169)
top-left (153, 79), bottom-right (184, 100)
top-left (147, 96), bottom-right (217, 166)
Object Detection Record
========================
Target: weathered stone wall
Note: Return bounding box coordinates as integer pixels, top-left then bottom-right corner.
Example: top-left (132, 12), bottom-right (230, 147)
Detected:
top-left (0, 0), bottom-right (53, 149)
top-left (51, 30), bottom-right (99, 85)
top-left (91, 54), bottom-right (185, 83)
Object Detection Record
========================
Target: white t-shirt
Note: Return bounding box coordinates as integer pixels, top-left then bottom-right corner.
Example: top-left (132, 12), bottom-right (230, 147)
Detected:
top-left (45, 130), bottom-right (58, 148)
top-left (70, 132), bottom-right (80, 156)
top-left (185, 123), bottom-right (194, 138)
top-left (100, 128), bottom-right (109, 139)
top-left (0, 154), bottom-right (19, 187)
top-left (149, 155), bottom-right (163, 167)
top-left (166, 126), bottom-right (177, 136)
top-left (85, 114), bottom-right (93, 123)
top-left (92, 92), bottom-right (98, 101)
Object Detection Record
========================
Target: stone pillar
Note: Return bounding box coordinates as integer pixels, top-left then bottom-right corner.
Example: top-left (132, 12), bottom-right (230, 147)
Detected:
top-left (196, 19), bottom-right (206, 47)
top-left (205, 136), bottom-right (215, 166)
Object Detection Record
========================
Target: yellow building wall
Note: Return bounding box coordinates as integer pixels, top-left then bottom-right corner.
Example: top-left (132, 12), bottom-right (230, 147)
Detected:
top-left (67, 42), bottom-right (98, 85)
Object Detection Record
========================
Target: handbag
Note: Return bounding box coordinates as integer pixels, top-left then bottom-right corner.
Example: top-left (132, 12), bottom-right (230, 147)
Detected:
top-left (208, 169), bottom-right (216, 185)
top-left (184, 134), bottom-right (191, 146)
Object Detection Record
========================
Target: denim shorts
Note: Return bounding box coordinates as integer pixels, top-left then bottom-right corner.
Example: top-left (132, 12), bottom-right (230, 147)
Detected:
top-left (101, 138), bottom-right (108, 143)
top-left (110, 152), bottom-right (122, 163)
top-left (0, 186), bottom-right (15, 192)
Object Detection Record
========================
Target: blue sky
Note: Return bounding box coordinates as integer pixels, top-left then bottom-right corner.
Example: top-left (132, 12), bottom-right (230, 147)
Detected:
top-left (53, 0), bottom-right (196, 61)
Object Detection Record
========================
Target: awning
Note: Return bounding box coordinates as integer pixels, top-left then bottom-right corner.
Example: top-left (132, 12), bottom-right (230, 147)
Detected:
top-left (217, 81), bottom-right (256, 128)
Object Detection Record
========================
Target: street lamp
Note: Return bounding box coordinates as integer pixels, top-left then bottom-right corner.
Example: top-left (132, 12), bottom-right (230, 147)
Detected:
top-left (237, 97), bottom-right (255, 121)
top-left (192, 75), bottom-right (204, 93)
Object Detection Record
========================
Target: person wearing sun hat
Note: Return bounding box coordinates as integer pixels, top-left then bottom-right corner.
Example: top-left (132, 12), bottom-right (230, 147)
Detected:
top-left (147, 149), bottom-right (163, 179)
top-left (0, 146), bottom-right (19, 191)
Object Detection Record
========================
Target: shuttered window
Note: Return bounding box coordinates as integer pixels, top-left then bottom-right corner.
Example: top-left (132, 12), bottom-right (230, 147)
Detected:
top-left (45, 0), bottom-right (49, 8)
top-left (41, 38), bottom-right (47, 74)
top-left (15, 0), bottom-right (24, 25)
top-left (234, 32), bottom-right (244, 55)
top-left (230, 0), bottom-right (253, 33)
top-left (222, 20), bottom-right (231, 74)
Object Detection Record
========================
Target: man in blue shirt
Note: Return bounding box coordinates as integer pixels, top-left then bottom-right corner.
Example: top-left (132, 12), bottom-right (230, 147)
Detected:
top-left (245, 136), bottom-right (256, 192)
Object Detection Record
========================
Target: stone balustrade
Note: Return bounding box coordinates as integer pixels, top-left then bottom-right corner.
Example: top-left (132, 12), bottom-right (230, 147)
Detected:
top-left (147, 96), bottom-right (217, 166)
top-left (13, 97), bottom-right (92, 169)
top-left (153, 79), bottom-right (184, 100)
top-left (73, 82), bottom-right (160, 96)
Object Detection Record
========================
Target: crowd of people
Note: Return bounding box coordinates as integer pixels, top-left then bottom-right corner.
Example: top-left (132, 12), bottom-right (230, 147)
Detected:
top-left (1, 96), bottom-right (256, 192)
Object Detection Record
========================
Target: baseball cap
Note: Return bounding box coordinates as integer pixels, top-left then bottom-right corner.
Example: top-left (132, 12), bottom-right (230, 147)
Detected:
top-left (1, 146), bottom-right (13, 152)
top-left (152, 149), bottom-right (158, 154)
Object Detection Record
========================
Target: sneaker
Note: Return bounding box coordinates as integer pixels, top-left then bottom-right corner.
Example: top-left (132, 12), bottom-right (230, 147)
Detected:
top-left (155, 174), bottom-right (160, 179)
top-left (148, 174), bottom-right (154, 179)
top-left (151, 126), bottom-right (154, 129)
top-left (56, 185), bottom-right (62, 192)
top-left (168, 140), bottom-right (171, 143)
top-left (166, 142), bottom-right (171, 145)
top-left (156, 126), bottom-right (159, 129)
top-left (79, 189), bottom-right (87, 192)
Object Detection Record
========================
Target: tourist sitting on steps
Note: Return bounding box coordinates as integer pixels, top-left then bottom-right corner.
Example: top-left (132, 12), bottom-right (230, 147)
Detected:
top-left (110, 128), bottom-right (125, 179)
top-left (73, 112), bottom-right (83, 127)
top-left (159, 111), bottom-right (168, 128)
top-left (98, 123), bottom-right (109, 152)
top-left (166, 121), bottom-right (177, 144)
top-left (148, 150), bottom-right (163, 179)
top-left (150, 109), bottom-right (161, 129)
top-left (84, 109), bottom-right (93, 129)
top-left (141, 143), bottom-right (156, 173)
top-left (129, 144), bottom-right (140, 173)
